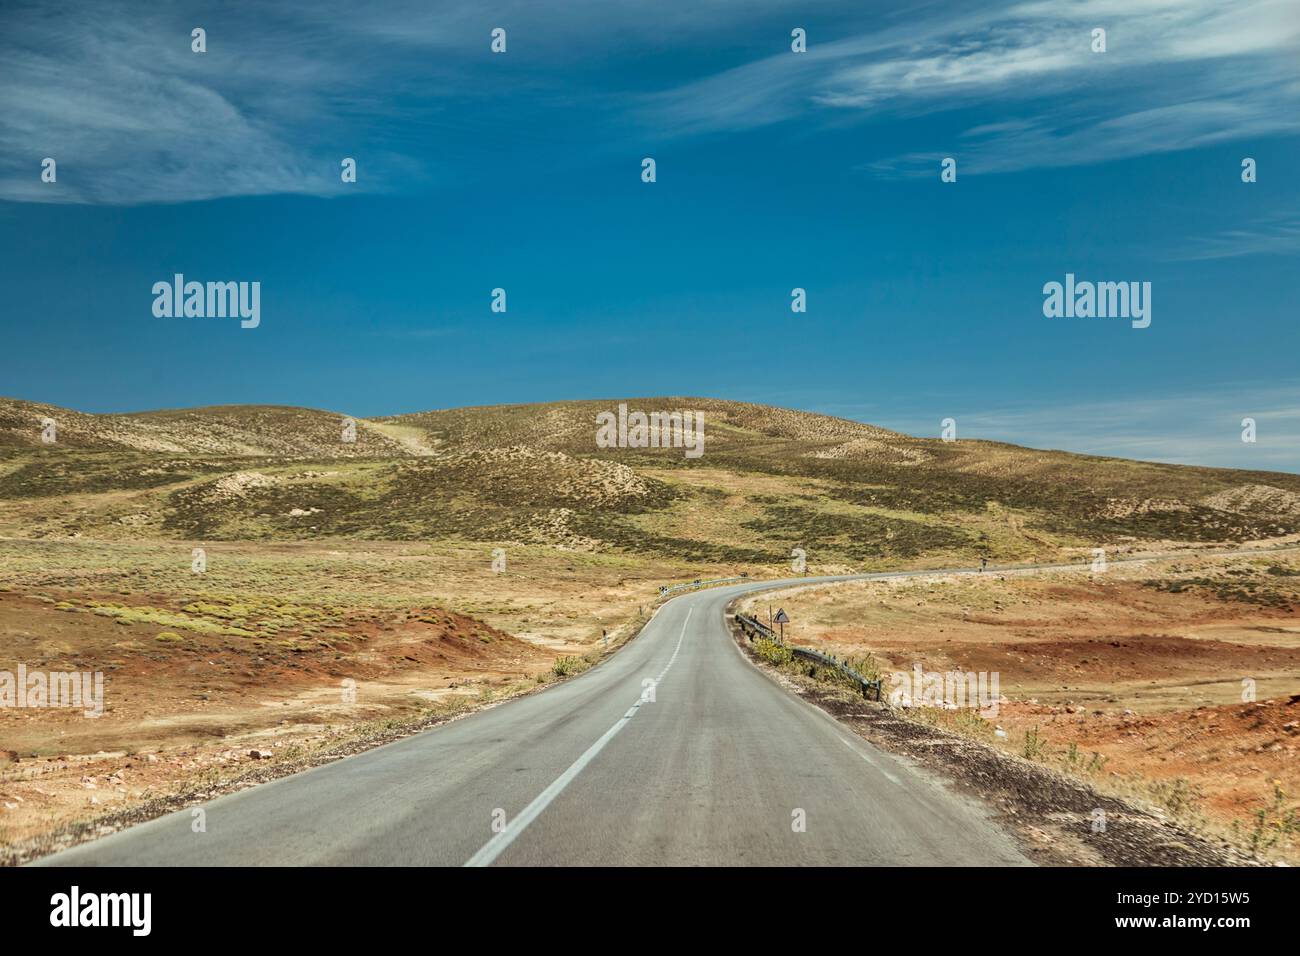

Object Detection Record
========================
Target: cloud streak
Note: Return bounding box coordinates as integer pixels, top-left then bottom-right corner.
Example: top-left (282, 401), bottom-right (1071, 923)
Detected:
top-left (820, 382), bottom-right (1300, 472)
top-left (3, 0), bottom-right (1298, 204)
top-left (1169, 210), bottom-right (1300, 261)
top-left (0, 1), bottom-right (489, 204)
top-left (650, 0), bottom-right (1300, 175)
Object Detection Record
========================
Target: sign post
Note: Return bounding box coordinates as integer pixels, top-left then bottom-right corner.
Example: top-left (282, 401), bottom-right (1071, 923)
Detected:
top-left (773, 608), bottom-right (790, 642)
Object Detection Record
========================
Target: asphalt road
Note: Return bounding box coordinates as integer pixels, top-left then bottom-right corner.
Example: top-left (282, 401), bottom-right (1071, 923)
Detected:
top-left (37, 572), bottom-right (1031, 866)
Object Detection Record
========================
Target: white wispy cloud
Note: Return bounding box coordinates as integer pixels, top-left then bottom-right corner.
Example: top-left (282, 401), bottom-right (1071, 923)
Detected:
top-left (650, 0), bottom-right (1300, 174)
top-left (819, 382), bottom-right (1300, 472)
top-left (0, 1), bottom-right (540, 205)
top-left (4, 0), bottom-right (1298, 204)
top-left (1170, 210), bottom-right (1300, 261)
top-left (0, 0), bottom-right (814, 205)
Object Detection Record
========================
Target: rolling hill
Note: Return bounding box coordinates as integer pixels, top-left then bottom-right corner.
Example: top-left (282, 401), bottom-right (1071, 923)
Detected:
top-left (3, 395), bottom-right (1299, 568)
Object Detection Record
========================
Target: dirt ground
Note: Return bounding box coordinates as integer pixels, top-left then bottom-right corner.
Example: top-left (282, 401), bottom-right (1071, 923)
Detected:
top-left (738, 548), bottom-right (1300, 861)
top-left (0, 537), bottom-right (693, 849)
top-left (7, 533), bottom-right (1300, 862)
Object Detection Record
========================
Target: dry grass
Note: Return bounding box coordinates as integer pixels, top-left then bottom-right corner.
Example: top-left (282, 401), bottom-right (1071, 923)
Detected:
top-left (739, 550), bottom-right (1300, 861)
top-left (5, 395), bottom-right (1300, 855)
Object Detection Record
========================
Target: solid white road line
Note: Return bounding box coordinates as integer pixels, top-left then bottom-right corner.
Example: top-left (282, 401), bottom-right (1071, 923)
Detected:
top-left (462, 607), bottom-right (693, 867)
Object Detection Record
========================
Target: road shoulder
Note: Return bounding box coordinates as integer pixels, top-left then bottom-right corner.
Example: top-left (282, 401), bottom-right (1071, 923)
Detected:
top-left (725, 602), bottom-right (1254, 867)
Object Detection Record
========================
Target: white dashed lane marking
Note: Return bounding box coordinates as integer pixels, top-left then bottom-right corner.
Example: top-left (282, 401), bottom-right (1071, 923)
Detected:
top-left (463, 608), bottom-right (693, 867)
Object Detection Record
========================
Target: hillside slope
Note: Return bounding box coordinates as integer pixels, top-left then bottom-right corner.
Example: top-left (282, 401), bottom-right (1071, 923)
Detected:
top-left (2, 395), bottom-right (1299, 567)
top-left (0, 398), bottom-right (413, 457)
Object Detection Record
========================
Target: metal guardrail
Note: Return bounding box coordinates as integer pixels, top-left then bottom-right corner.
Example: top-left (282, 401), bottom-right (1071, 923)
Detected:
top-left (658, 574), bottom-right (748, 597)
top-left (735, 612), bottom-right (777, 640)
top-left (735, 613), bottom-right (882, 702)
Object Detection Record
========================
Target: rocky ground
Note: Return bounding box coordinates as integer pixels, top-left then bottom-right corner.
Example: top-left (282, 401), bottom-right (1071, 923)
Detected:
top-left (0, 537), bottom-right (676, 854)
top-left (735, 548), bottom-right (1300, 864)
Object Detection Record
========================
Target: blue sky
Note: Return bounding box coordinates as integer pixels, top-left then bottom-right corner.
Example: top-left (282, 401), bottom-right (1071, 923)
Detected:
top-left (1, 0), bottom-right (1298, 470)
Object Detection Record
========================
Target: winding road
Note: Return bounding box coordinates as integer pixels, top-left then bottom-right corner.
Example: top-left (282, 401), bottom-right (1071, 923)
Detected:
top-left (37, 572), bottom-right (1031, 866)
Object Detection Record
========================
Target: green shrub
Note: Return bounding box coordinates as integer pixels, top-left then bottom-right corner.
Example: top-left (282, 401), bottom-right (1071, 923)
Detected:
top-left (754, 638), bottom-right (792, 667)
top-left (551, 655), bottom-right (587, 678)
top-left (1022, 724), bottom-right (1046, 760)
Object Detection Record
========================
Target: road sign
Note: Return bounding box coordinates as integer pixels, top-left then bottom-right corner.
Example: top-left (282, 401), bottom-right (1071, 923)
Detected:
top-left (772, 608), bottom-right (790, 642)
